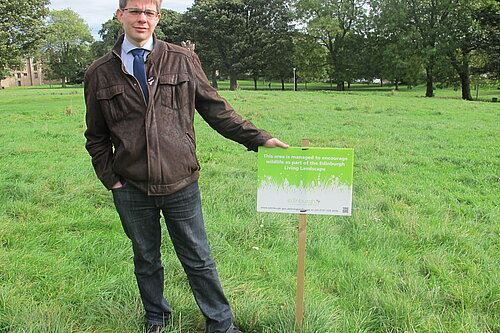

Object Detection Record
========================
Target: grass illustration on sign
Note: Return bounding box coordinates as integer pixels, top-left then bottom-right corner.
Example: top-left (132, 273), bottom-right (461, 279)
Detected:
top-left (257, 147), bottom-right (354, 215)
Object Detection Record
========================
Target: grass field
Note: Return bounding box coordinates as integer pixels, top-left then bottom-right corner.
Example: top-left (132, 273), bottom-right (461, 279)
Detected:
top-left (215, 80), bottom-right (500, 103)
top-left (0, 84), bottom-right (498, 332)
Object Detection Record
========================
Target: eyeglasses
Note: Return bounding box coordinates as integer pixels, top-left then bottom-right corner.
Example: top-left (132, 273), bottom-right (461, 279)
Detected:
top-left (121, 8), bottom-right (159, 18)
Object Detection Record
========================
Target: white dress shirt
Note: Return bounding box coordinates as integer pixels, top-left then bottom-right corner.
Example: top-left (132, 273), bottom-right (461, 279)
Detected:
top-left (120, 35), bottom-right (154, 76)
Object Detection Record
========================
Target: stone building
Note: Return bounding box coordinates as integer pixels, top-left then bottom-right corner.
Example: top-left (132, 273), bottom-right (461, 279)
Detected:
top-left (0, 58), bottom-right (54, 88)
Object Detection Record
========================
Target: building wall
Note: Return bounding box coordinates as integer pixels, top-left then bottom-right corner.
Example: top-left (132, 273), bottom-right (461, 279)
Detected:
top-left (0, 58), bottom-right (55, 88)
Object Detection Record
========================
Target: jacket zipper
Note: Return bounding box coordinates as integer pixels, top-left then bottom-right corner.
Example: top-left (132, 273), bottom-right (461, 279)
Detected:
top-left (112, 50), bottom-right (148, 106)
top-left (112, 49), bottom-right (152, 188)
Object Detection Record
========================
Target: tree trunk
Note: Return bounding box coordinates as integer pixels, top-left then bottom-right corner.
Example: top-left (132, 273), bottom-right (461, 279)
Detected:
top-left (28, 58), bottom-right (34, 86)
top-left (425, 68), bottom-right (434, 97)
top-left (424, 56), bottom-right (435, 97)
top-left (450, 51), bottom-right (472, 101)
top-left (211, 70), bottom-right (218, 90)
top-left (425, 80), bottom-right (433, 97)
top-left (281, 78), bottom-right (285, 91)
top-left (253, 76), bottom-right (258, 90)
top-left (380, 78), bottom-right (383, 87)
top-left (229, 72), bottom-right (238, 91)
top-left (459, 73), bottom-right (472, 101)
top-left (347, 81), bottom-right (351, 89)
top-left (62, 76), bottom-right (67, 88)
top-left (395, 80), bottom-right (399, 90)
top-left (337, 81), bottom-right (345, 91)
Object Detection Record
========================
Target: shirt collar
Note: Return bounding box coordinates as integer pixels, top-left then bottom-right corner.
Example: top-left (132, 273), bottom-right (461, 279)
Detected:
top-left (122, 35), bottom-right (154, 54)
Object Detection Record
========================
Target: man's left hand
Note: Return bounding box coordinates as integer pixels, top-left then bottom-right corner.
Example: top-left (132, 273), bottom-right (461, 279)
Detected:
top-left (263, 138), bottom-right (290, 148)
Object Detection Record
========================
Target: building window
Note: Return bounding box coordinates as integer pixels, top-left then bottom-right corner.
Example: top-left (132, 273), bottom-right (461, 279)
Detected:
top-left (17, 73), bottom-right (21, 78)
top-left (17, 81), bottom-right (21, 86)
top-left (23, 73), bottom-right (27, 76)
top-left (34, 73), bottom-right (39, 79)
top-left (33, 65), bottom-right (38, 71)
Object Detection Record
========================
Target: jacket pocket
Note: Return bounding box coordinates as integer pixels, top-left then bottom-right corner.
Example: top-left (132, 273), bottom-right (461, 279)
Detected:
top-left (185, 132), bottom-right (200, 171)
top-left (158, 73), bottom-right (190, 110)
top-left (96, 85), bottom-right (126, 123)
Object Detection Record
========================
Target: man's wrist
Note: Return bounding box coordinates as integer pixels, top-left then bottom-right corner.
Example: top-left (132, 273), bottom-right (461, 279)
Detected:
top-left (111, 181), bottom-right (123, 189)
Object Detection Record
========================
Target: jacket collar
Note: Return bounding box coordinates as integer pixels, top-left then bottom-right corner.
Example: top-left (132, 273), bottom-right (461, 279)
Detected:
top-left (112, 34), bottom-right (162, 61)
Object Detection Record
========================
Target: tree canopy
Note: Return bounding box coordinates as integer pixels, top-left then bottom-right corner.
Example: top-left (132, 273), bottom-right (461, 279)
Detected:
top-left (183, 0), bottom-right (295, 90)
top-left (43, 9), bottom-right (93, 86)
top-left (0, 0), bottom-right (49, 78)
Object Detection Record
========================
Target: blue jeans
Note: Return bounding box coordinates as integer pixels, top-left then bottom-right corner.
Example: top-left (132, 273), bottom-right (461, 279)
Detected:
top-left (112, 181), bottom-right (233, 333)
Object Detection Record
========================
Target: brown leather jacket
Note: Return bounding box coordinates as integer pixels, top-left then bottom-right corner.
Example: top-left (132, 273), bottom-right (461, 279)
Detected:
top-left (84, 35), bottom-right (272, 195)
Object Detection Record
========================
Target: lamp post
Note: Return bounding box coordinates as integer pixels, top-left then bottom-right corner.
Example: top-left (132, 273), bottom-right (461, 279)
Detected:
top-left (293, 67), bottom-right (297, 91)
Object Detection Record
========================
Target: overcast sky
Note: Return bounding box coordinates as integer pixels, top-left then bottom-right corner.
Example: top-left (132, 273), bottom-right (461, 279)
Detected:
top-left (48, 0), bottom-right (195, 39)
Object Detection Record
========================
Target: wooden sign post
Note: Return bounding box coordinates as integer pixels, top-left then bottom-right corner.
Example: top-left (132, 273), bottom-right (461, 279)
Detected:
top-left (296, 138), bottom-right (309, 329)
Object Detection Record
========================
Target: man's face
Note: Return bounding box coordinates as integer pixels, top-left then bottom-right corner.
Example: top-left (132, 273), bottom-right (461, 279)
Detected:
top-left (116, 0), bottom-right (160, 47)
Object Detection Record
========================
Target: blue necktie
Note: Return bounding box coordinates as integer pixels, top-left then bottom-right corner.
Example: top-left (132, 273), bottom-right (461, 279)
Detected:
top-left (130, 48), bottom-right (149, 104)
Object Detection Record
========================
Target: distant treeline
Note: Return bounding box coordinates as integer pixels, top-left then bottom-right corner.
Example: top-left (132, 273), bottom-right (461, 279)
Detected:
top-left (3, 0), bottom-right (499, 100)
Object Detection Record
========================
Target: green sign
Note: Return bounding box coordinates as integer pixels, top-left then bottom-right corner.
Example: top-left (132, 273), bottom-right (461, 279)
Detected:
top-left (257, 147), bottom-right (354, 215)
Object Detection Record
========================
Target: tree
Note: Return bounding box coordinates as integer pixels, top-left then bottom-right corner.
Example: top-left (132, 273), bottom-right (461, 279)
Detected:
top-left (156, 9), bottom-right (185, 45)
top-left (181, 5), bottom-right (220, 89)
top-left (405, 0), bottom-right (454, 97)
top-left (185, 0), bottom-right (247, 90)
top-left (240, 0), bottom-right (295, 90)
top-left (370, 0), bottom-right (461, 97)
top-left (439, 0), bottom-right (485, 100)
top-left (368, 1), bottom-right (424, 89)
top-left (43, 9), bottom-right (93, 86)
top-left (263, 0), bottom-right (295, 90)
top-left (91, 16), bottom-right (123, 58)
top-left (265, 32), bottom-right (295, 90)
top-left (185, 0), bottom-right (295, 90)
top-left (474, 0), bottom-right (500, 81)
top-left (293, 32), bottom-right (328, 89)
top-left (0, 0), bottom-right (49, 81)
top-left (296, 0), bottom-right (367, 90)
top-left (394, 0), bottom-right (496, 100)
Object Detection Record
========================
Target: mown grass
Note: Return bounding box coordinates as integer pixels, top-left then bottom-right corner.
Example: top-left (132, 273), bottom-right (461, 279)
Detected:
top-left (0, 85), bottom-right (498, 332)
top-left (215, 80), bottom-right (500, 102)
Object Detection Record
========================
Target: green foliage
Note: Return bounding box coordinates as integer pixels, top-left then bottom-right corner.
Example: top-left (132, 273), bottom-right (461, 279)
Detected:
top-left (295, 0), bottom-right (367, 88)
top-left (185, 0), bottom-right (295, 90)
top-left (240, 0), bottom-right (295, 86)
top-left (185, 0), bottom-right (247, 90)
top-left (0, 85), bottom-right (498, 332)
top-left (293, 32), bottom-right (328, 84)
top-left (92, 16), bottom-right (124, 58)
top-left (367, 1), bottom-right (423, 86)
top-left (156, 9), bottom-right (185, 45)
top-left (43, 9), bottom-right (94, 86)
top-left (370, 0), bottom-right (499, 100)
top-left (258, 0), bottom-right (295, 86)
top-left (0, 0), bottom-right (49, 78)
top-left (474, 0), bottom-right (500, 80)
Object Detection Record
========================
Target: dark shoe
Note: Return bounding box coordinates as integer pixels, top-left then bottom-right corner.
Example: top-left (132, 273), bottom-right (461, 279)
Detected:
top-left (145, 323), bottom-right (164, 333)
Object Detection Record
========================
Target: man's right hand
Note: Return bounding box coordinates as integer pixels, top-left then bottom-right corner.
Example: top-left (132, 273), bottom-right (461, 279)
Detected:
top-left (263, 138), bottom-right (290, 148)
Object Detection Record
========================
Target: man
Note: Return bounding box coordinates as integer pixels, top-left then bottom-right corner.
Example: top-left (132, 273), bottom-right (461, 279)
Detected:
top-left (83, 1), bottom-right (288, 332)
